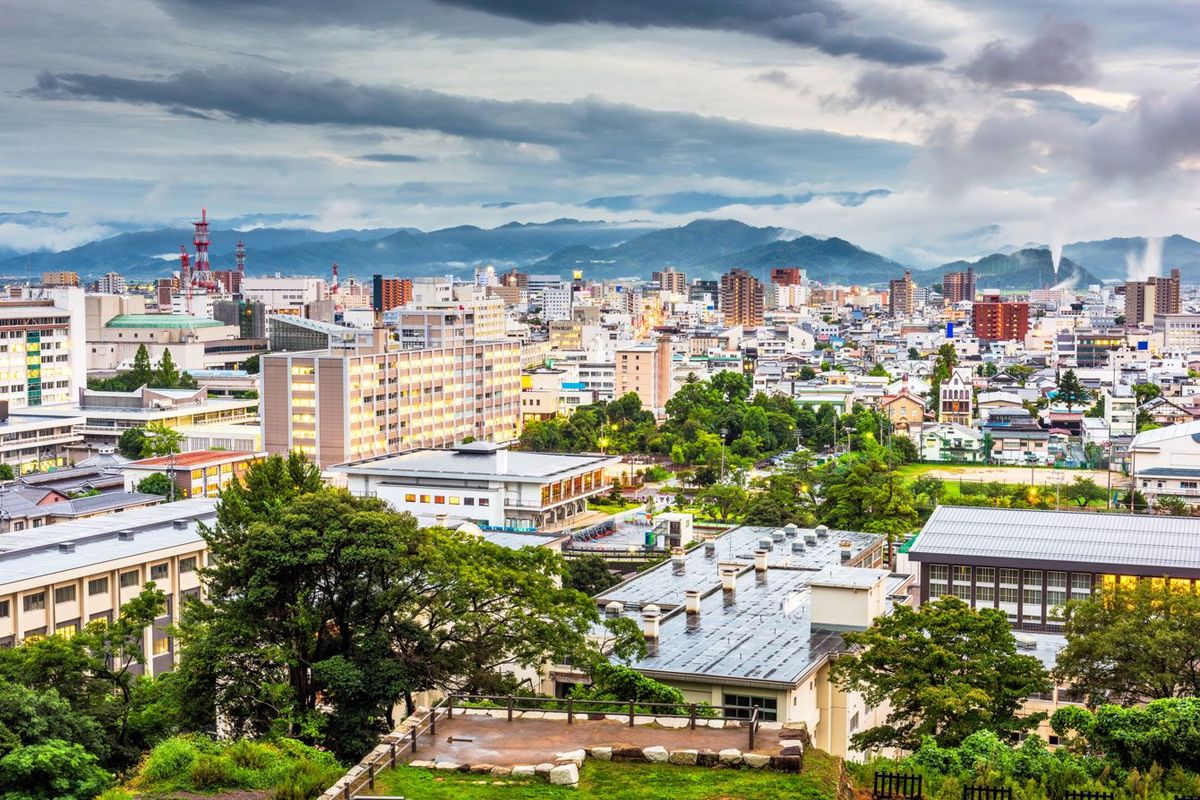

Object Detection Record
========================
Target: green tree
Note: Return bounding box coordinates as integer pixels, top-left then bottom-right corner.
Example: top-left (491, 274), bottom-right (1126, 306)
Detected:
top-left (831, 595), bottom-right (1051, 751)
top-left (117, 427), bottom-right (148, 460)
top-left (868, 364), bottom-right (890, 378)
top-left (817, 445), bottom-right (919, 536)
top-left (698, 483), bottom-right (748, 523)
top-left (153, 349), bottom-right (181, 389)
top-left (1056, 577), bottom-right (1200, 706)
top-left (241, 354), bottom-right (260, 374)
top-left (1055, 369), bottom-right (1090, 411)
top-left (0, 464), bottom-right (12, 482)
top-left (0, 739), bottom-right (111, 800)
top-left (1156, 495), bottom-right (1189, 516)
top-left (1063, 477), bottom-right (1106, 508)
top-left (130, 344), bottom-right (154, 388)
top-left (907, 347), bottom-right (920, 360)
top-left (910, 475), bottom-right (944, 513)
top-left (137, 472), bottom-right (175, 497)
top-left (1133, 382), bottom-right (1162, 406)
top-left (563, 554), bottom-right (620, 597)
top-left (142, 422), bottom-right (183, 459)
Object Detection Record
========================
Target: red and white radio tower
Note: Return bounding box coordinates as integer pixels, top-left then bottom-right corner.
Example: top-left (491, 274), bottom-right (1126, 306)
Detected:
top-left (331, 262), bottom-right (340, 295)
top-left (236, 239), bottom-right (246, 275)
top-left (192, 207), bottom-right (210, 277)
top-left (178, 246), bottom-right (192, 314)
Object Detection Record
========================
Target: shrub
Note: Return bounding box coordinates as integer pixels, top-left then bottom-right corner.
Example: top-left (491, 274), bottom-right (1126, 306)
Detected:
top-left (190, 754), bottom-right (234, 789)
top-left (142, 737), bottom-right (200, 783)
top-left (272, 759), bottom-right (343, 800)
top-left (227, 739), bottom-right (274, 770)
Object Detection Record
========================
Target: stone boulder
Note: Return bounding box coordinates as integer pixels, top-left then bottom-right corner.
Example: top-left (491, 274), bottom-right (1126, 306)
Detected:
top-left (718, 749), bottom-right (743, 766)
top-left (556, 749), bottom-right (587, 766)
top-left (491, 766), bottom-right (513, 777)
top-left (612, 746), bottom-right (647, 762)
top-left (696, 749), bottom-right (720, 767)
top-left (668, 749), bottom-right (698, 766)
top-left (549, 763), bottom-right (580, 786)
top-left (511, 765), bottom-right (537, 778)
top-left (434, 761), bottom-right (461, 771)
top-left (743, 753), bottom-right (771, 768)
top-left (534, 762), bottom-right (555, 776)
top-left (589, 746), bottom-right (613, 761)
top-left (643, 746), bottom-right (669, 763)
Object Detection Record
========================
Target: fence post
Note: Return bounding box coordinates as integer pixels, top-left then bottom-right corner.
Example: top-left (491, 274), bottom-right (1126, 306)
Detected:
top-left (368, 762), bottom-right (375, 790)
top-left (629, 699), bottom-right (635, 727)
top-left (507, 695), bottom-right (514, 722)
top-left (567, 697), bottom-right (574, 725)
top-left (689, 703), bottom-right (697, 729)
top-left (430, 706), bottom-right (437, 736)
top-left (410, 725), bottom-right (417, 753)
top-left (342, 783), bottom-right (350, 800)
top-left (390, 741), bottom-right (396, 767)
top-left (448, 695), bottom-right (454, 719)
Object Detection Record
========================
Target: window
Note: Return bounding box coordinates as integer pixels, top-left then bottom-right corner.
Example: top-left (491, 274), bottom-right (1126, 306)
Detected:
top-left (448, 496), bottom-right (460, 505)
top-left (152, 635), bottom-right (171, 656)
top-left (420, 494), bottom-right (430, 503)
top-left (1023, 570), bottom-right (1043, 610)
top-left (0, 600), bottom-right (8, 618)
top-left (975, 567), bottom-right (996, 605)
top-left (723, 694), bottom-right (778, 722)
top-left (849, 712), bottom-right (860, 732)
top-left (1071, 573), bottom-right (1092, 597)
top-left (434, 496), bottom-right (445, 504)
top-left (998, 569), bottom-right (1019, 620)
top-left (464, 497), bottom-right (474, 506)
top-left (179, 557), bottom-right (197, 574)
top-left (478, 497), bottom-right (490, 507)
top-left (23, 593), bottom-right (45, 612)
top-left (929, 564), bottom-right (949, 597)
top-left (1046, 571), bottom-right (1067, 619)
top-left (54, 586), bottom-right (76, 604)
top-left (952, 565), bottom-right (971, 597)
top-left (87, 577), bottom-right (109, 595)
top-left (119, 570), bottom-right (140, 588)
top-left (150, 564), bottom-right (169, 581)
top-left (56, 622), bottom-right (77, 637)
top-left (405, 493), bottom-right (416, 502)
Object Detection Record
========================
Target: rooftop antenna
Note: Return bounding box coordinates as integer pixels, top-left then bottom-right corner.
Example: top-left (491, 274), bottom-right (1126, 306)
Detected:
top-left (235, 239), bottom-right (245, 275)
top-left (178, 246), bottom-right (191, 314)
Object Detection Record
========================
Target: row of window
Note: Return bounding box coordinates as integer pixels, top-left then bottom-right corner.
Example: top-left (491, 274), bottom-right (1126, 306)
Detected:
top-left (0, 558), bottom-right (198, 618)
top-left (402, 493), bottom-right (490, 507)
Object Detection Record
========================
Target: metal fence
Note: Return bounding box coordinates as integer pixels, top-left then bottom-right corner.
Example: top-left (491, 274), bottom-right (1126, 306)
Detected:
top-left (873, 770), bottom-right (923, 800)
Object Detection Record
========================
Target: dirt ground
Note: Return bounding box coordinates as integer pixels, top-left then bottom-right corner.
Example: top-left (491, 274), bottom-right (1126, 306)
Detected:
top-left (912, 465), bottom-right (1128, 489)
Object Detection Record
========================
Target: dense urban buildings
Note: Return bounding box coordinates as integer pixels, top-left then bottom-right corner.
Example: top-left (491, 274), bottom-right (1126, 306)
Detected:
top-left (718, 268), bottom-right (764, 326)
top-left (1125, 268), bottom-right (1182, 327)
top-left (941, 267), bottom-right (975, 304)
top-left (972, 293), bottom-right (1030, 341)
top-left (888, 270), bottom-right (915, 318)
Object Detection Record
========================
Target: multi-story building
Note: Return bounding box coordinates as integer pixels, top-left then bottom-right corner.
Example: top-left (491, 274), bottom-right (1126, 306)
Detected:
top-left (372, 275), bottom-right (414, 312)
top-left (652, 268), bottom-right (688, 295)
top-left (941, 268), bottom-right (975, 304)
top-left (888, 270), bottom-right (915, 318)
top-left (212, 299), bottom-right (266, 339)
top-left (0, 402), bottom-right (85, 474)
top-left (614, 337), bottom-right (675, 415)
top-left (241, 276), bottom-right (326, 313)
top-left (1154, 313), bottom-right (1200, 351)
top-left (938, 366), bottom-right (974, 425)
top-left (1072, 328), bottom-right (1126, 368)
top-left (121, 449), bottom-right (264, 500)
top-left (41, 272), bottom-right (79, 287)
top-left (770, 267), bottom-right (805, 286)
top-left (719, 269), bottom-right (764, 327)
top-left (1125, 268), bottom-right (1181, 328)
top-left (0, 499), bottom-right (213, 673)
top-left (1103, 384), bottom-right (1137, 437)
top-left (96, 272), bottom-right (128, 295)
top-left (338, 442), bottom-right (619, 532)
top-left (972, 293), bottom-right (1030, 341)
top-left (260, 330), bottom-right (520, 467)
top-left (1129, 420), bottom-right (1200, 506)
top-left (0, 291), bottom-right (84, 409)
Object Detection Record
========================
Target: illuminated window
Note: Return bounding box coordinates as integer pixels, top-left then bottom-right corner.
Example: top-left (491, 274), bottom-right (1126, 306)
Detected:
top-left (152, 636), bottom-right (171, 656)
top-left (448, 496), bottom-right (460, 505)
top-left (405, 493), bottom-right (416, 502)
top-left (420, 494), bottom-right (430, 503)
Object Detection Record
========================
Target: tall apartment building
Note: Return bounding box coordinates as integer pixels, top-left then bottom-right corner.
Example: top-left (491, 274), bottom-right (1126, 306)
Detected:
top-left (371, 275), bottom-right (414, 313)
top-left (260, 330), bottom-right (520, 467)
top-left (939, 366), bottom-right (974, 425)
top-left (614, 337), bottom-right (675, 415)
top-left (888, 270), bottom-right (916, 318)
top-left (0, 288), bottom-right (85, 408)
top-left (96, 272), bottom-right (128, 295)
top-left (719, 269), bottom-right (764, 327)
top-left (941, 268), bottom-right (975, 304)
top-left (770, 267), bottom-right (805, 286)
top-left (1125, 269), bottom-right (1181, 327)
top-left (652, 268), bottom-right (688, 294)
top-left (972, 293), bottom-right (1030, 341)
top-left (41, 271), bottom-right (79, 287)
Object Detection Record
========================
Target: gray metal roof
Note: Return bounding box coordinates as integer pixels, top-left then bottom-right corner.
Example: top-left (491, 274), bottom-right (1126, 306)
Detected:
top-left (1140, 467), bottom-right (1200, 478)
top-left (337, 447), bottom-right (618, 482)
top-left (907, 505), bottom-right (1200, 575)
top-left (0, 499), bottom-right (215, 589)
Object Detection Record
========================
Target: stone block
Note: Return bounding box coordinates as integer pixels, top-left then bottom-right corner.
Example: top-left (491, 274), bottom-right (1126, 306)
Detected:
top-left (535, 762), bottom-right (555, 776)
top-left (718, 749), bottom-right (743, 766)
top-left (491, 766), bottom-right (512, 777)
top-left (696, 750), bottom-right (719, 767)
top-left (612, 746), bottom-right (647, 762)
top-left (780, 739), bottom-right (805, 751)
top-left (668, 749), bottom-right (698, 766)
top-left (633, 715), bottom-right (656, 725)
top-left (643, 746), bottom-right (669, 763)
top-left (469, 763), bottom-right (495, 774)
top-left (589, 746), bottom-right (613, 761)
top-left (542, 711), bottom-right (568, 721)
top-left (759, 721), bottom-right (783, 730)
top-left (409, 760), bottom-right (435, 769)
top-left (434, 761), bottom-right (461, 771)
top-left (705, 719), bottom-right (725, 729)
top-left (511, 765), bottom-right (537, 778)
top-left (658, 717), bottom-right (689, 728)
top-left (549, 763), bottom-right (580, 786)
top-left (521, 711), bottom-right (544, 720)
top-left (743, 753), bottom-right (771, 768)
top-left (556, 749), bottom-right (587, 766)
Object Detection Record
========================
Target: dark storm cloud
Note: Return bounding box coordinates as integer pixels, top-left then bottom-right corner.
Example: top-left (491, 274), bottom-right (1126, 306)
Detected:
top-left (964, 19), bottom-right (1096, 87)
top-left (1083, 83), bottom-right (1200, 184)
top-left (755, 70), bottom-right (800, 90)
top-left (27, 67), bottom-right (914, 183)
top-left (153, 0), bottom-right (944, 66)
top-left (833, 69), bottom-right (946, 111)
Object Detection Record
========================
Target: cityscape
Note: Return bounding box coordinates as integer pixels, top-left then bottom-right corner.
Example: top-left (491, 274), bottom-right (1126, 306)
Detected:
top-left (3, 1), bottom-right (1200, 800)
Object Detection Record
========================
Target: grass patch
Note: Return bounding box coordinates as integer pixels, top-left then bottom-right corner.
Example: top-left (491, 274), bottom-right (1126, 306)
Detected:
top-left (587, 499), bottom-right (642, 516)
top-left (371, 759), bottom-right (837, 800)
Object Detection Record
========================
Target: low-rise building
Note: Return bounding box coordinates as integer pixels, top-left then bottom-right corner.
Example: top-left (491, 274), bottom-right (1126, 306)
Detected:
top-left (0, 402), bottom-right (84, 474)
top-left (0, 499), bottom-right (214, 674)
top-left (919, 422), bottom-right (985, 463)
top-left (1129, 420), bottom-right (1200, 506)
top-left (121, 450), bottom-right (264, 499)
top-left (337, 442), bottom-right (619, 532)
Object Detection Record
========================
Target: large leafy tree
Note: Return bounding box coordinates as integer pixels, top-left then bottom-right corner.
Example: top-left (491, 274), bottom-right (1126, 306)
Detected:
top-left (117, 427), bottom-right (148, 460)
top-left (1055, 578), bottom-right (1200, 705)
top-left (1063, 477), bottom-right (1106, 508)
top-left (816, 442), bottom-right (919, 536)
top-left (179, 454), bottom-right (635, 761)
top-left (1055, 369), bottom-right (1090, 411)
top-left (130, 344), bottom-right (154, 387)
top-left (831, 596), bottom-right (1051, 750)
top-left (698, 483), bottom-right (748, 523)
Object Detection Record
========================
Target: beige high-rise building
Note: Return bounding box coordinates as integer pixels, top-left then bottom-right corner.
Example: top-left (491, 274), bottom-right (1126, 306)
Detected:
top-left (888, 270), bottom-right (916, 318)
top-left (260, 331), bottom-right (520, 467)
top-left (719, 269), bottom-right (764, 327)
top-left (652, 268), bottom-right (688, 294)
top-left (614, 336), bottom-right (675, 415)
top-left (41, 271), bottom-right (79, 287)
top-left (1126, 269), bottom-right (1180, 327)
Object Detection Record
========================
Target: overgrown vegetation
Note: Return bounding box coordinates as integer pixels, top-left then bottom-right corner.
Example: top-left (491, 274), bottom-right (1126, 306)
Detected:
top-left (87, 344), bottom-right (198, 392)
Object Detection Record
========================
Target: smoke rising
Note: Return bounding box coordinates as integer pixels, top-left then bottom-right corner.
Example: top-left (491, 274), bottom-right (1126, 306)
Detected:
top-left (1125, 236), bottom-right (1163, 282)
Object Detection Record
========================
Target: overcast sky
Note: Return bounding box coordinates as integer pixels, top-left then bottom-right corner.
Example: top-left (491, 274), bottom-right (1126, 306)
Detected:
top-left (2, 0), bottom-right (1199, 263)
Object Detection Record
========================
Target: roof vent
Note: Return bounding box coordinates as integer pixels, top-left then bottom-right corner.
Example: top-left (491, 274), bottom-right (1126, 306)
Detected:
top-left (791, 540), bottom-right (806, 554)
top-left (118, 530), bottom-right (135, 541)
top-left (804, 532), bottom-right (818, 546)
top-left (58, 542), bottom-right (76, 554)
top-left (704, 541), bottom-right (716, 558)
top-left (757, 536), bottom-right (773, 551)
top-left (784, 523), bottom-right (799, 538)
top-left (1015, 634), bottom-right (1038, 651)
top-left (604, 601), bottom-right (624, 617)
top-left (816, 525), bottom-right (829, 539)
top-left (172, 519), bottom-right (188, 530)
top-left (771, 529), bottom-right (785, 543)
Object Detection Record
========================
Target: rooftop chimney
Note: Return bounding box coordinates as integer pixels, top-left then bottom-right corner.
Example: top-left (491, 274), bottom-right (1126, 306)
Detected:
top-left (642, 604), bottom-right (661, 640)
top-left (754, 548), bottom-right (769, 572)
top-left (605, 600), bottom-right (624, 617)
top-left (704, 541), bottom-right (716, 558)
top-left (671, 548), bottom-right (686, 575)
top-left (719, 562), bottom-right (739, 593)
top-left (840, 540), bottom-right (854, 563)
top-left (685, 589), bottom-right (701, 615)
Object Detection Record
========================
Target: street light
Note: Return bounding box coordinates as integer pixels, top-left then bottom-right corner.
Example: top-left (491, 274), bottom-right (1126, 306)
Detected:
top-left (719, 426), bottom-right (729, 482)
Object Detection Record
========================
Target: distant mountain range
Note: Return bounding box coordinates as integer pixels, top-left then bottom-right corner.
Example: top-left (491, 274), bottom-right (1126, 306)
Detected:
top-left (1, 212), bottom-right (1196, 290)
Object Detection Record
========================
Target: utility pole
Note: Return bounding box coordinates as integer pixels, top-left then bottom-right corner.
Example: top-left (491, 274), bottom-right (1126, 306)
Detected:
top-left (719, 426), bottom-right (728, 482)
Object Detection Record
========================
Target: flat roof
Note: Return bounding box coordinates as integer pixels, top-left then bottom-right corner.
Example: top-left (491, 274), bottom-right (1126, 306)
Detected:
top-left (337, 447), bottom-right (619, 483)
top-left (105, 313), bottom-right (224, 329)
top-left (0, 499), bottom-right (216, 589)
top-left (126, 450), bottom-right (263, 469)
top-left (907, 505), bottom-right (1200, 576)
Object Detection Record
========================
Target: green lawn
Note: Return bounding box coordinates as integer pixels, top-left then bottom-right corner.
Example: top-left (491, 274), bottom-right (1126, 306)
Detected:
top-left (371, 757), bottom-right (837, 800)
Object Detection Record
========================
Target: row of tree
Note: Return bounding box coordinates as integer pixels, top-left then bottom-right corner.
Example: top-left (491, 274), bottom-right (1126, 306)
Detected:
top-left (88, 344), bottom-right (198, 392)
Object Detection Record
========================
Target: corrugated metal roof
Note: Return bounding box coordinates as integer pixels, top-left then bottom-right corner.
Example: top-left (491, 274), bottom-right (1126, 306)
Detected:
top-left (908, 505), bottom-right (1200, 571)
top-left (1130, 419), bottom-right (1200, 448)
